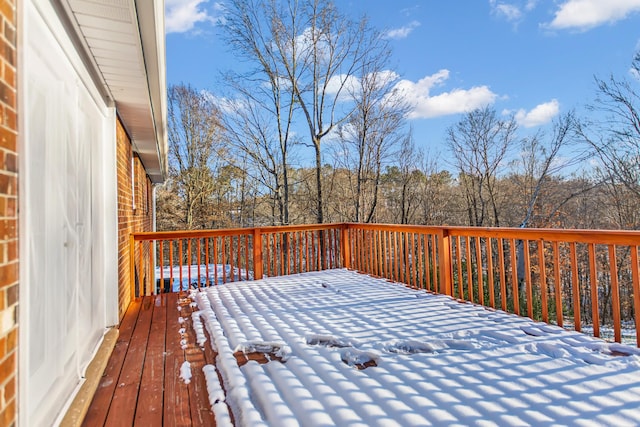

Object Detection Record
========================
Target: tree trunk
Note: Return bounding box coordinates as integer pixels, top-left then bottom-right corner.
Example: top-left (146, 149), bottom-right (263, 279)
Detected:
top-left (315, 139), bottom-right (324, 224)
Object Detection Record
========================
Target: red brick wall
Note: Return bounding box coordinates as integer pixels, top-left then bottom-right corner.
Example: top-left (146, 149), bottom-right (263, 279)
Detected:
top-left (0, 0), bottom-right (17, 424)
top-left (116, 118), bottom-right (153, 319)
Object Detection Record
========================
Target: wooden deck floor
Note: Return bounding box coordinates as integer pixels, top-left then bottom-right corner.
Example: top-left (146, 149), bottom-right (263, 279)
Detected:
top-left (83, 292), bottom-right (220, 426)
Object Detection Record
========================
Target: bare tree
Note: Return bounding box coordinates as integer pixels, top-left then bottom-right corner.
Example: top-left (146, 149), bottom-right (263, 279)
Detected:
top-left (333, 67), bottom-right (408, 222)
top-left (381, 131), bottom-right (423, 224)
top-left (166, 84), bottom-right (224, 229)
top-left (579, 53), bottom-right (640, 201)
top-left (276, 0), bottom-right (391, 223)
top-left (510, 111), bottom-right (587, 228)
top-left (222, 0), bottom-right (305, 225)
top-left (447, 107), bottom-right (518, 226)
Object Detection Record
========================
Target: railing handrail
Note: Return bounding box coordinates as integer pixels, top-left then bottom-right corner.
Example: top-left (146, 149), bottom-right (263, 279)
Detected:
top-left (132, 223), bottom-right (347, 241)
top-left (344, 222), bottom-right (640, 241)
top-left (134, 223), bottom-right (640, 243)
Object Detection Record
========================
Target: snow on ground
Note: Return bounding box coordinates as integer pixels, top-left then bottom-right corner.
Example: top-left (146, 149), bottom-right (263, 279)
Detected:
top-left (155, 264), bottom-right (252, 292)
top-left (193, 269), bottom-right (640, 426)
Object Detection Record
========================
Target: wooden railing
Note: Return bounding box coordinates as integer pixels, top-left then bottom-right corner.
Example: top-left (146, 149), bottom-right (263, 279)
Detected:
top-left (131, 223), bottom-right (640, 346)
top-left (130, 224), bottom-right (345, 294)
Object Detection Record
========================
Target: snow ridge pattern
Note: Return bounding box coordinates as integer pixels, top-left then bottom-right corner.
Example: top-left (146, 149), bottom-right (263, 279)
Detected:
top-left (193, 269), bottom-right (640, 426)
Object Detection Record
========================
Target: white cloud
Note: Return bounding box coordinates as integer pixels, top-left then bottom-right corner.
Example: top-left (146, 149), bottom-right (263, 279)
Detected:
top-left (325, 74), bottom-right (361, 97)
top-left (494, 3), bottom-right (523, 21)
top-left (201, 90), bottom-right (243, 115)
top-left (395, 70), bottom-right (499, 119)
top-left (325, 70), bottom-right (401, 102)
top-left (546, 0), bottom-right (640, 31)
top-left (385, 21), bottom-right (421, 40)
top-left (525, 0), bottom-right (539, 11)
top-left (512, 99), bottom-right (560, 127)
top-left (490, 0), bottom-right (540, 23)
top-left (165, 0), bottom-right (220, 34)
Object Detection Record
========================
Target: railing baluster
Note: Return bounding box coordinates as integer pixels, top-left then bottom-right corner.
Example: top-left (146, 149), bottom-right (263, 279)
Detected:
top-left (299, 231), bottom-right (304, 272)
top-left (455, 236), bottom-right (463, 299)
top-left (187, 238), bottom-right (192, 288)
top-left (245, 234), bottom-right (250, 280)
top-left (363, 229), bottom-right (367, 272)
top-left (487, 237), bottom-right (495, 309)
top-left (369, 230), bottom-right (374, 275)
top-left (292, 232), bottom-right (297, 273)
top-left (236, 235), bottom-right (241, 281)
top-left (424, 234), bottom-right (431, 291)
top-left (279, 233), bottom-right (285, 276)
top-left (149, 241), bottom-right (154, 295)
top-left (159, 240), bottom-right (164, 294)
top-left (238, 235), bottom-right (243, 280)
top-left (588, 243), bottom-right (600, 337)
top-left (465, 236), bottom-right (473, 303)
top-left (213, 237), bottom-right (218, 285)
top-left (476, 237), bottom-right (484, 306)
top-left (570, 241), bottom-right (580, 332)
top-left (608, 244), bottom-right (622, 343)
top-left (631, 245), bottom-right (640, 347)
top-left (538, 241), bottom-right (548, 323)
top-left (222, 237), bottom-right (227, 284)
top-left (416, 233), bottom-right (420, 289)
top-left (553, 241), bottom-right (563, 327)
top-left (197, 238), bottom-right (202, 290)
top-left (179, 239), bottom-right (184, 291)
top-left (265, 234), bottom-right (271, 277)
top-left (524, 240), bottom-right (533, 319)
top-left (205, 238), bottom-right (210, 287)
top-left (169, 240), bottom-right (174, 292)
top-left (404, 232), bottom-right (410, 287)
top-left (498, 238), bottom-right (507, 311)
top-left (372, 230), bottom-right (378, 277)
top-left (385, 231), bottom-right (390, 279)
top-left (374, 230), bottom-right (380, 277)
top-left (510, 239), bottom-right (519, 315)
top-left (328, 228), bottom-right (332, 269)
top-left (138, 239), bottom-right (143, 296)
top-left (393, 231), bottom-right (399, 282)
top-left (304, 231), bottom-right (309, 273)
top-left (431, 234), bottom-right (439, 292)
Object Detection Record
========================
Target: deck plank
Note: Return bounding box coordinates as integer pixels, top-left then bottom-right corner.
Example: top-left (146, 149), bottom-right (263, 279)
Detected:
top-left (163, 292), bottom-right (192, 427)
top-left (184, 300), bottom-right (216, 426)
top-left (104, 296), bottom-right (155, 426)
top-left (84, 293), bottom-right (224, 427)
top-left (134, 294), bottom-right (167, 426)
top-left (83, 298), bottom-right (143, 427)
top-left (202, 321), bottom-right (235, 425)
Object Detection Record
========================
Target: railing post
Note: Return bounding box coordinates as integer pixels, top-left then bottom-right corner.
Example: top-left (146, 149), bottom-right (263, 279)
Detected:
top-left (437, 228), bottom-right (453, 296)
top-left (253, 228), bottom-right (263, 280)
top-left (129, 233), bottom-right (136, 300)
top-left (341, 224), bottom-right (351, 269)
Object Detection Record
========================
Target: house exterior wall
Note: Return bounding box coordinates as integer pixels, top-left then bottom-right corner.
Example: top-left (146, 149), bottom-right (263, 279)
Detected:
top-left (116, 118), bottom-right (153, 319)
top-left (0, 0), bottom-right (17, 424)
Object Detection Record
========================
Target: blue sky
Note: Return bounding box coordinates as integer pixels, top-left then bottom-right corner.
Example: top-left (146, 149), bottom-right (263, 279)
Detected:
top-left (165, 0), bottom-right (640, 158)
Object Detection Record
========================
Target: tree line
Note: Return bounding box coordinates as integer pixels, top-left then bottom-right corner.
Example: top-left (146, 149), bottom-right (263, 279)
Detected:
top-left (157, 0), bottom-right (640, 233)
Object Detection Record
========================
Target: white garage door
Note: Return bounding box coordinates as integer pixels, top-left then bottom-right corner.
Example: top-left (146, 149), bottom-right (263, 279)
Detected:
top-left (21, 0), bottom-right (118, 424)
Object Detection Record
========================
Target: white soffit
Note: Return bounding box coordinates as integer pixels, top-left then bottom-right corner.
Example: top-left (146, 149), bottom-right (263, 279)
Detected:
top-left (64, 0), bottom-right (168, 183)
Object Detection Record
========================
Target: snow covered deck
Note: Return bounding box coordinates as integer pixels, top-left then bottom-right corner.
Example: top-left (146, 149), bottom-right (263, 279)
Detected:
top-left (88, 269), bottom-right (640, 426)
